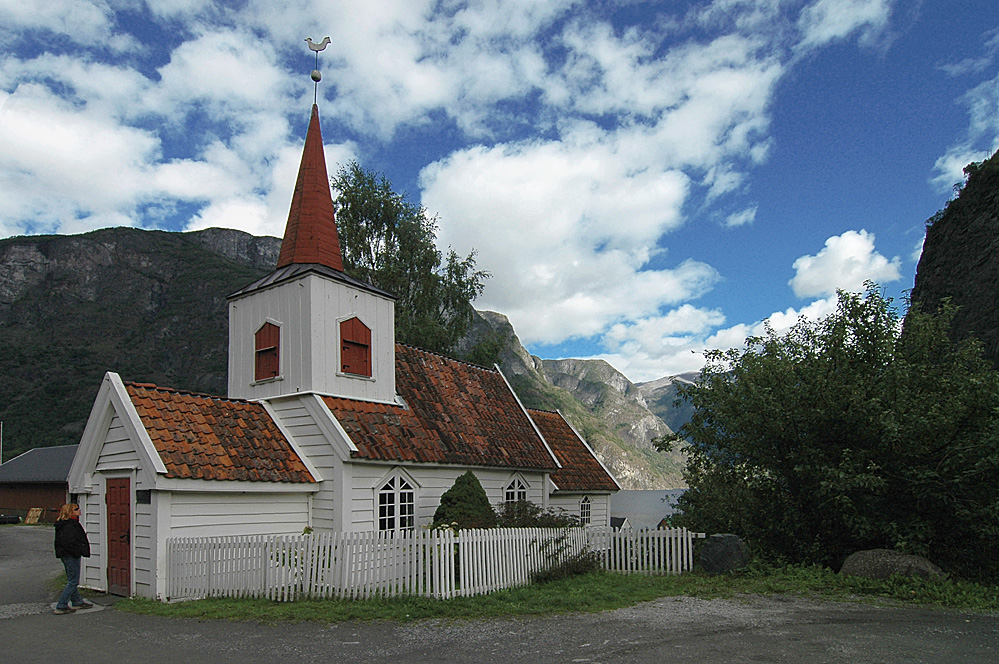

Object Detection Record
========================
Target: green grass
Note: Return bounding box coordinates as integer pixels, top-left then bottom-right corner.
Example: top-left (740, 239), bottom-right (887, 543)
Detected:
top-left (115, 565), bottom-right (999, 623)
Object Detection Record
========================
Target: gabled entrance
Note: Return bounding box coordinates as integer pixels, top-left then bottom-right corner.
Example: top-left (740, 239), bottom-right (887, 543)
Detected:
top-left (106, 477), bottom-right (131, 596)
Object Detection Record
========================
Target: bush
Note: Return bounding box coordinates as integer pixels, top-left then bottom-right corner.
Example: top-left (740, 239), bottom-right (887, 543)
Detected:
top-left (495, 500), bottom-right (580, 528)
top-left (531, 550), bottom-right (602, 584)
top-left (663, 285), bottom-right (999, 582)
top-left (433, 471), bottom-right (497, 529)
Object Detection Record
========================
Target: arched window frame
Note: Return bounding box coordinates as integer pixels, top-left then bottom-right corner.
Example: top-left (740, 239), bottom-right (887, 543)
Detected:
top-left (339, 316), bottom-right (372, 378)
top-left (505, 476), bottom-right (528, 504)
top-left (376, 469), bottom-right (417, 533)
top-left (579, 496), bottom-right (592, 525)
top-left (254, 321), bottom-right (281, 382)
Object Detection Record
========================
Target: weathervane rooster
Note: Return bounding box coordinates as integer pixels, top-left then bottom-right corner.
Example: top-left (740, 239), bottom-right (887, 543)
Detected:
top-left (305, 36), bottom-right (331, 101)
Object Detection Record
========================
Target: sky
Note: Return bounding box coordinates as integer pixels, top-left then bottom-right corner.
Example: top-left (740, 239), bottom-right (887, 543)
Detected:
top-left (2, 1), bottom-right (998, 383)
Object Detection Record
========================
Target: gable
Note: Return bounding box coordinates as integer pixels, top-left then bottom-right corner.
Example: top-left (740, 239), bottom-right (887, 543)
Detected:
top-left (322, 344), bottom-right (559, 471)
top-left (529, 409), bottom-right (619, 493)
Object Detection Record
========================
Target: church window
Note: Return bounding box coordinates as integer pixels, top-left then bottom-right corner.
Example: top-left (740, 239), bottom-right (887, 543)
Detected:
top-left (580, 496), bottom-right (591, 525)
top-left (340, 317), bottom-right (371, 377)
top-left (378, 475), bottom-right (415, 533)
top-left (254, 322), bottom-right (280, 381)
top-left (505, 478), bottom-right (527, 503)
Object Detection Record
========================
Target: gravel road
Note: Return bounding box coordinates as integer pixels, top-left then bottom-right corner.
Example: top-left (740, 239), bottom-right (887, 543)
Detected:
top-left (3, 525), bottom-right (997, 664)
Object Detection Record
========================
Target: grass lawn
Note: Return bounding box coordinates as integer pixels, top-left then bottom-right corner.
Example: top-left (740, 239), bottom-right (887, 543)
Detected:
top-left (114, 565), bottom-right (999, 623)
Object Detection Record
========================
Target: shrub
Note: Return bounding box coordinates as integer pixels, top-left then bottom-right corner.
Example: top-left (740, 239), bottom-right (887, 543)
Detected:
top-left (531, 550), bottom-right (602, 584)
top-left (495, 500), bottom-right (580, 528)
top-left (433, 471), bottom-right (497, 529)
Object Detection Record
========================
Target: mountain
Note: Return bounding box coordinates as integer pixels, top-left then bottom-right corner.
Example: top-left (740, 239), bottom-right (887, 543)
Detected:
top-left (0, 227), bottom-right (278, 454)
top-left (0, 227), bottom-right (688, 488)
top-left (457, 312), bottom-right (687, 488)
top-left (910, 152), bottom-right (999, 366)
top-left (637, 372), bottom-right (700, 434)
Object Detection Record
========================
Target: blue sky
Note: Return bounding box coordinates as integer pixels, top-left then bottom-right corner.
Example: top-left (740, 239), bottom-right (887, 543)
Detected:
top-left (1, 1), bottom-right (998, 382)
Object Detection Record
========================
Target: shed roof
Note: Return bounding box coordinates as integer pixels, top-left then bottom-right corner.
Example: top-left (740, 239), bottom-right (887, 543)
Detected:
top-left (323, 344), bottom-right (559, 471)
top-left (124, 383), bottom-right (315, 483)
top-left (0, 444), bottom-right (78, 483)
top-left (528, 409), bottom-right (619, 493)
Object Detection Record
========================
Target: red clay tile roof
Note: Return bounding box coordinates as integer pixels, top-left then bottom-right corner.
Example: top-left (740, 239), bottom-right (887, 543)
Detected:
top-left (124, 383), bottom-right (314, 483)
top-left (528, 409), bottom-right (619, 493)
top-left (275, 104), bottom-right (344, 271)
top-left (323, 345), bottom-right (559, 471)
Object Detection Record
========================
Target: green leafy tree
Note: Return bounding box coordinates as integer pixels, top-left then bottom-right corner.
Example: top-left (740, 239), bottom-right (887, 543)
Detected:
top-left (433, 471), bottom-right (498, 529)
top-left (332, 162), bottom-right (489, 354)
top-left (661, 284), bottom-right (999, 581)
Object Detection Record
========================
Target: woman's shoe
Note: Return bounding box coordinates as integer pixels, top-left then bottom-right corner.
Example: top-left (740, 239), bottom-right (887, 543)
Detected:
top-left (53, 606), bottom-right (77, 614)
top-left (73, 600), bottom-right (95, 609)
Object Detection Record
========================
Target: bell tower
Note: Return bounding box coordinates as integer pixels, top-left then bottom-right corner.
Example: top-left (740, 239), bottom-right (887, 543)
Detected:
top-left (226, 48), bottom-right (397, 403)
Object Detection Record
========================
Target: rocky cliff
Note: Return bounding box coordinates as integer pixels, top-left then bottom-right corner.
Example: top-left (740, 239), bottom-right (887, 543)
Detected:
top-left (910, 153), bottom-right (999, 366)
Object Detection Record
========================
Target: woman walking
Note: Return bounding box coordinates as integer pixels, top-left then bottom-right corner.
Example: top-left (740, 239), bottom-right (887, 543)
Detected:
top-left (53, 503), bottom-right (93, 614)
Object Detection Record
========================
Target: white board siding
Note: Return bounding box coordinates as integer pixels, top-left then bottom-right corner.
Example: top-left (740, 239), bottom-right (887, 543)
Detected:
top-left (167, 492), bottom-right (310, 538)
top-left (94, 414), bottom-right (140, 472)
top-left (133, 500), bottom-right (154, 596)
top-left (229, 274), bottom-right (395, 402)
top-left (346, 463), bottom-right (549, 532)
top-left (268, 396), bottom-right (339, 531)
top-left (550, 493), bottom-right (612, 527)
top-left (79, 492), bottom-right (103, 591)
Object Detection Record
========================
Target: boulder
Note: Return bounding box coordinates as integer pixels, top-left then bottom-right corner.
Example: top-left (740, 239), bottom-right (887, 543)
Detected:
top-left (839, 549), bottom-right (944, 580)
top-left (699, 534), bottom-right (749, 574)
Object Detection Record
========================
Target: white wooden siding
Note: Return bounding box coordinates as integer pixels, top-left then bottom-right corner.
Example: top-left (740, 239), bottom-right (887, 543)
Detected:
top-left (228, 274), bottom-right (395, 402)
top-left (550, 493), bottom-right (612, 527)
top-left (166, 492), bottom-right (310, 538)
top-left (79, 491), bottom-right (103, 591)
top-left (345, 464), bottom-right (550, 531)
top-left (94, 414), bottom-right (140, 472)
top-left (268, 396), bottom-right (339, 531)
top-left (133, 498), bottom-right (154, 596)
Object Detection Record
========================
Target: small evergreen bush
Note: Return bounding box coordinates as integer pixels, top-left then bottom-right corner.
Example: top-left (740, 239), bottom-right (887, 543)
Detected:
top-left (433, 471), bottom-right (497, 529)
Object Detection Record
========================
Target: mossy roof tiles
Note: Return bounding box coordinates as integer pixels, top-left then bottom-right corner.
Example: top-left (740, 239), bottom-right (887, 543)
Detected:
top-left (323, 344), bottom-right (559, 471)
top-left (528, 409), bottom-right (619, 493)
top-left (124, 383), bottom-right (314, 483)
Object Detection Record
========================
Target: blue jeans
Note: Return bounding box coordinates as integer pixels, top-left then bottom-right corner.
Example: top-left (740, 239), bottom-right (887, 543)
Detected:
top-left (57, 556), bottom-right (84, 609)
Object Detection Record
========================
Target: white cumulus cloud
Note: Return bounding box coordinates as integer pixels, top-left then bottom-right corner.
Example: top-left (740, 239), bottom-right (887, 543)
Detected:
top-left (789, 229), bottom-right (901, 299)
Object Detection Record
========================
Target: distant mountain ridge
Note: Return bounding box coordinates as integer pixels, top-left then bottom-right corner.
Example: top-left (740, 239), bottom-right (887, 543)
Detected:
top-left (0, 227), bottom-right (690, 488)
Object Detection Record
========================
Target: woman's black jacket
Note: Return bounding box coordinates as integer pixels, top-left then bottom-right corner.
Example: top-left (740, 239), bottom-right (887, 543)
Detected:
top-left (54, 519), bottom-right (91, 559)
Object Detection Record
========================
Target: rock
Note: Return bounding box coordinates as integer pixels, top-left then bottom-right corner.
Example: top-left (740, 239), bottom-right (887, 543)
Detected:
top-left (839, 549), bottom-right (945, 580)
top-left (699, 534), bottom-right (749, 574)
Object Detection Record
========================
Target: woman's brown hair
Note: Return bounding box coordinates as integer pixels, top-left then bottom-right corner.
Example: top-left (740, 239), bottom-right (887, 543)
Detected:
top-left (57, 504), bottom-right (79, 521)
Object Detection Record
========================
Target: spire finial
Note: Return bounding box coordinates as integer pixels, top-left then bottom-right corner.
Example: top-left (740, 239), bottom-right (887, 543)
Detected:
top-left (305, 36), bottom-right (331, 104)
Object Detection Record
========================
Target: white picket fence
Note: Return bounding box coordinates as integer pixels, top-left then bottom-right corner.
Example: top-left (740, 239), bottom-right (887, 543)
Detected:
top-left (164, 526), bottom-right (701, 602)
top-left (588, 526), bottom-right (704, 574)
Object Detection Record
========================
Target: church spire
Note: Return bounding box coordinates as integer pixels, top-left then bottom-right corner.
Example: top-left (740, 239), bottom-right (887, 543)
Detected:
top-left (275, 103), bottom-right (344, 271)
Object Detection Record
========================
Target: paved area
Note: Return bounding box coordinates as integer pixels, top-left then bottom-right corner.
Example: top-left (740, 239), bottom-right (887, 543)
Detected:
top-left (3, 525), bottom-right (998, 663)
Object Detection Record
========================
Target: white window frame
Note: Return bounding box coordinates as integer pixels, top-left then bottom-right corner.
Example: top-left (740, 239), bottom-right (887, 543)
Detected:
top-left (376, 471), bottom-right (416, 533)
top-left (579, 495), bottom-right (591, 525)
top-left (505, 477), bottom-right (528, 504)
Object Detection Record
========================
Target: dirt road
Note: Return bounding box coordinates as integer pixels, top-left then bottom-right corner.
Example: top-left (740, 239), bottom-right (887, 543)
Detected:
top-left (3, 526), bottom-right (997, 663)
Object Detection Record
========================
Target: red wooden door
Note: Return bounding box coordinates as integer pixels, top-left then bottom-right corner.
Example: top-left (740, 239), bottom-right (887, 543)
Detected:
top-left (106, 478), bottom-right (131, 596)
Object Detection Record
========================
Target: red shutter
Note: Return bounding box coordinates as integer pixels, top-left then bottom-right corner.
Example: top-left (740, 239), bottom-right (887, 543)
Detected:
top-left (340, 318), bottom-right (371, 377)
top-left (255, 323), bottom-right (280, 380)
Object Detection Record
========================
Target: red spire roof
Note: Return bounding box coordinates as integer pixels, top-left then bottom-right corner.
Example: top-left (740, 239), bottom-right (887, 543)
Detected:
top-left (276, 104), bottom-right (344, 271)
